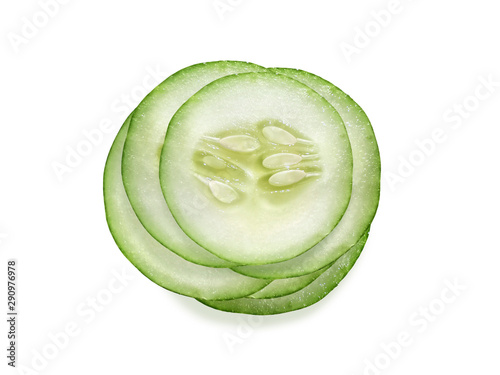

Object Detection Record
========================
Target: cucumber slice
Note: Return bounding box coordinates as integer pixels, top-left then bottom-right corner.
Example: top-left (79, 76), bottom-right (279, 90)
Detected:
top-left (232, 69), bottom-right (380, 278)
top-left (103, 61), bottom-right (380, 315)
top-left (104, 118), bottom-right (271, 300)
top-left (198, 232), bottom-right (368, 315)
top-left (122, 61), bottom-right (267, 267)
top-left (160, 72), bottom-right (353, 265)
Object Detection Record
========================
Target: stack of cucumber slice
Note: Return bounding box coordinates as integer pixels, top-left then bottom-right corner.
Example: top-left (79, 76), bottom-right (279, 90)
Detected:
top-left (104, 61), bottom-right (380, 315)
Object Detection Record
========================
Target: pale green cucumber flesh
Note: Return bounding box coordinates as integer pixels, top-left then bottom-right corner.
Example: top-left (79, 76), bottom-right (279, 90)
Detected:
top-left (198, 232), bottom-right (368, 315)
top-left (232, 68), bottom-right (380, 278)
top-left (122, 61), bottom-right (267, 268)
top-left (160, 72), bottom-right (353, 265)
top-left (104, 118), bottom-right (271, 300)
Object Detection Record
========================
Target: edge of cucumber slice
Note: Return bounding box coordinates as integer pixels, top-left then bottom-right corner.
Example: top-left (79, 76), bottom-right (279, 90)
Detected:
top-left (248, 266), bottom-right (328, 299)
top-left (198, 231), bottom-right (368, 315)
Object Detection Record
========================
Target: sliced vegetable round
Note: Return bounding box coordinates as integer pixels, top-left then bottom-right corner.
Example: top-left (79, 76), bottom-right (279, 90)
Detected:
top-left (160, 72), bottom-right (353, 265)
top-left (103, 61), bottom-right (380, 315)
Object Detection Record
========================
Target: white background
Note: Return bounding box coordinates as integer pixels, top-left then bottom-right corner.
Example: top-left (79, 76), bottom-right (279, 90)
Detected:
top-left (1, 0), bottom-right (499, 374)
